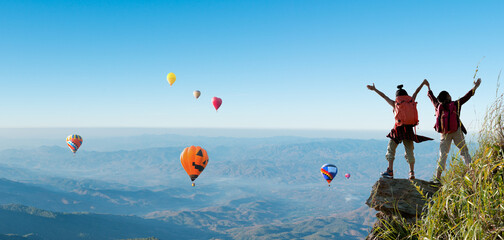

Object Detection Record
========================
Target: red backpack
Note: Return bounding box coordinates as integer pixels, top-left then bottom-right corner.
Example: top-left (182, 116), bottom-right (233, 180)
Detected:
top-left (435, 102), bottom-right (459, 134)
top-left (394, 96), bottom-right (419, 126)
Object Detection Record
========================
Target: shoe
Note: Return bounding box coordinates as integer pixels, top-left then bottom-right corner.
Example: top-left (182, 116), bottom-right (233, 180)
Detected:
top-left (381, 168), bottom-right (394, 179)
top-left (409, 171), bottom-right (415, 180)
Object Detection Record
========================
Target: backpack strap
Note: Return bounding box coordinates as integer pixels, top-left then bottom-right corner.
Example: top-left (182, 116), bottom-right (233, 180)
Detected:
top-left (457, 101), bottom-right (461, 131)
top-left (447, 104), bottom-right (451, 132)
top-left (437, 104), bottom-right (443, 133)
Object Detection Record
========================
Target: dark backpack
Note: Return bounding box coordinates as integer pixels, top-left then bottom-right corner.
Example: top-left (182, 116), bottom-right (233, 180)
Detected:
top-left (435, 102), bottom-right (459, 134)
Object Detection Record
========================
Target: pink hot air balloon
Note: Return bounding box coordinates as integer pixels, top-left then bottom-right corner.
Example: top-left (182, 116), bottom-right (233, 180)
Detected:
top-left (212, 97), bottom-right (222, 111)
top-left (345, 173), bottom-right (351, 179)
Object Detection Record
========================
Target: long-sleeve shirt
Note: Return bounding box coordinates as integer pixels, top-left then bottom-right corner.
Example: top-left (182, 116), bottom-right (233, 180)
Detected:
top-left (427, 89), bottom-right (475, 134)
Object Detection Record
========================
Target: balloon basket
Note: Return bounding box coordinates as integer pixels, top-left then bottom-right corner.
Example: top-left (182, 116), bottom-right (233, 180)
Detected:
top-left (192, 183), bottom-right (195, 187)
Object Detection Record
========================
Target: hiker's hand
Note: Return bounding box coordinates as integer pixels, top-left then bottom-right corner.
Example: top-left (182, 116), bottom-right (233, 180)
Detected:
top-left (367, 83), bottom-right (376, 91)
top-left (474, 78), bottom-right (481, 89)
top-left (422, 79), bottom-right (430, 91)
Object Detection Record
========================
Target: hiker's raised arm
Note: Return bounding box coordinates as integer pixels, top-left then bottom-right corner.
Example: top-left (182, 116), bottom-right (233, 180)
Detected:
top-left (367, 83), bottom-right (394, 107)
top-left (426, 80), bottom-right (439, 108)
top-left (459, 78), bottom-right (481, 105)
top-left (412, 79), bottom-right (428, 101)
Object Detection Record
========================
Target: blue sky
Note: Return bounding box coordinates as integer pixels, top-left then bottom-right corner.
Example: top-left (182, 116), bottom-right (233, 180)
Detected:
top-left (1, 0), bottom-right (503, 134)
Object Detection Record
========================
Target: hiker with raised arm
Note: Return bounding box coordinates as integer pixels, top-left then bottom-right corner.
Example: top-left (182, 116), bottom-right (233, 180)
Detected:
top-left (426, 78), bottom-right (481, 182)
top-left (367, 80), bottom-right (433, 180)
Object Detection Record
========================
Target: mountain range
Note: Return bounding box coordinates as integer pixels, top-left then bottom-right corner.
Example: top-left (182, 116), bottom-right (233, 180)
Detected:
top-left (0, 134), bottom-right (449, 239)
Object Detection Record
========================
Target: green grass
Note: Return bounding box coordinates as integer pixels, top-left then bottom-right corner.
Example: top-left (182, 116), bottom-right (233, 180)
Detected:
top-left (373, 87), bottom-right (504, 239)
top-left (372, 213), bottom-right (418, 240)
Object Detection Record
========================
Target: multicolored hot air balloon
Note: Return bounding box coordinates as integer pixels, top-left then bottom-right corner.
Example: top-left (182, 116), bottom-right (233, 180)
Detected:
top-left (193, 90), bottom-right (201, 99)
top-left (180, 146), bottom-right (209, 187)
top-left (212, 97), bottom-right (222, 111)
top-left (167, 72), bottom-right (176, 86)
top-left (345, 173), bottom-right (351, 179)
top-left (66, 134), bottom-right (83, 155)
top-left (320, 164), bottom-right (338, 186)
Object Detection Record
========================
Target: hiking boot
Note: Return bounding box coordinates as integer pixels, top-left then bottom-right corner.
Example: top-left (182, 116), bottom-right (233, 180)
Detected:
top-left (381, 168), bottom-right (393, 179)
top-left (409, 171), bottom-right (415, 180)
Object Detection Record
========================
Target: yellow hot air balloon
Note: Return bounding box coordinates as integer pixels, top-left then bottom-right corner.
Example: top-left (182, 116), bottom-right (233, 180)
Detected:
top-left (167, 72), bottom-right (176, 86)
top-left (193, 90), bottom-right (201, 99)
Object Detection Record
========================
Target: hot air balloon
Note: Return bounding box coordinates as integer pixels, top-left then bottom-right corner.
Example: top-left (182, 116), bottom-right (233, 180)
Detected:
top-left (180, 146), bottom-right (209, 186)
top-left (66, 134), bottom-right (83, 155)
top-left (193, 90), bottom-right (201, 99)
top-left (320, 164), bottom-right (338, 186)
top-left (167, 72), bottom-right (176, 86)
top-left (345, 173), bottom-right (351, 179)
top-left (212, 97), bottom-right (222, 111)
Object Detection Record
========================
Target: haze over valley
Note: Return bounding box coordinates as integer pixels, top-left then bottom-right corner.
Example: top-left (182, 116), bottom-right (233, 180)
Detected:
top-left (0, 130), bottom-right (446, 239)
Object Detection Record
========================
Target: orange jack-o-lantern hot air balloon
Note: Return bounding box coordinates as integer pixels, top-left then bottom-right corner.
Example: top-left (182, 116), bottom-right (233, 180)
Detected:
top-left (180, 146), bottom-right (209, 186)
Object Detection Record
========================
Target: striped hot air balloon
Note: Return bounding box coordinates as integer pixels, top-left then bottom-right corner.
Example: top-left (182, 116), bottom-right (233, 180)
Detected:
top-left (66, 134), bottom-right (83, 155)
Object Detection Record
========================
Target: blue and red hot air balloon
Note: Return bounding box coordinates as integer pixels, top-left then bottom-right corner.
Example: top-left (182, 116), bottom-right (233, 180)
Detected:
top-left (320, 164), bottom-right (338, 186)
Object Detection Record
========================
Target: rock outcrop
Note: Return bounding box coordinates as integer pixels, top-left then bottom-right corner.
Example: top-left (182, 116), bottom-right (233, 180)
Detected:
top-left (365, 178), bottom-right (440, 240)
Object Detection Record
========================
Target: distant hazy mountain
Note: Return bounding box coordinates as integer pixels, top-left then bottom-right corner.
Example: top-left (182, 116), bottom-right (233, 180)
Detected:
top-left (0, 138), bottom-right (440, 217)
top-left (0, 202), bottom-right (375, 240)
top-left (0, 138), bottom-right (440, 186)
top-left (0, 204), bottom-right (219, 240)
top-left (146, 197), bottom-right (292, 231)
top-left (0, 178), bottom-right (224, 215)
top-left (227, 208), bottom-right (375, 240)
top-left (0, 128), bottom-right (396, 151)
top-left (0, 135), bottom-right (451, 239)
top-left (148, 203), bottom-right (375, 240)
